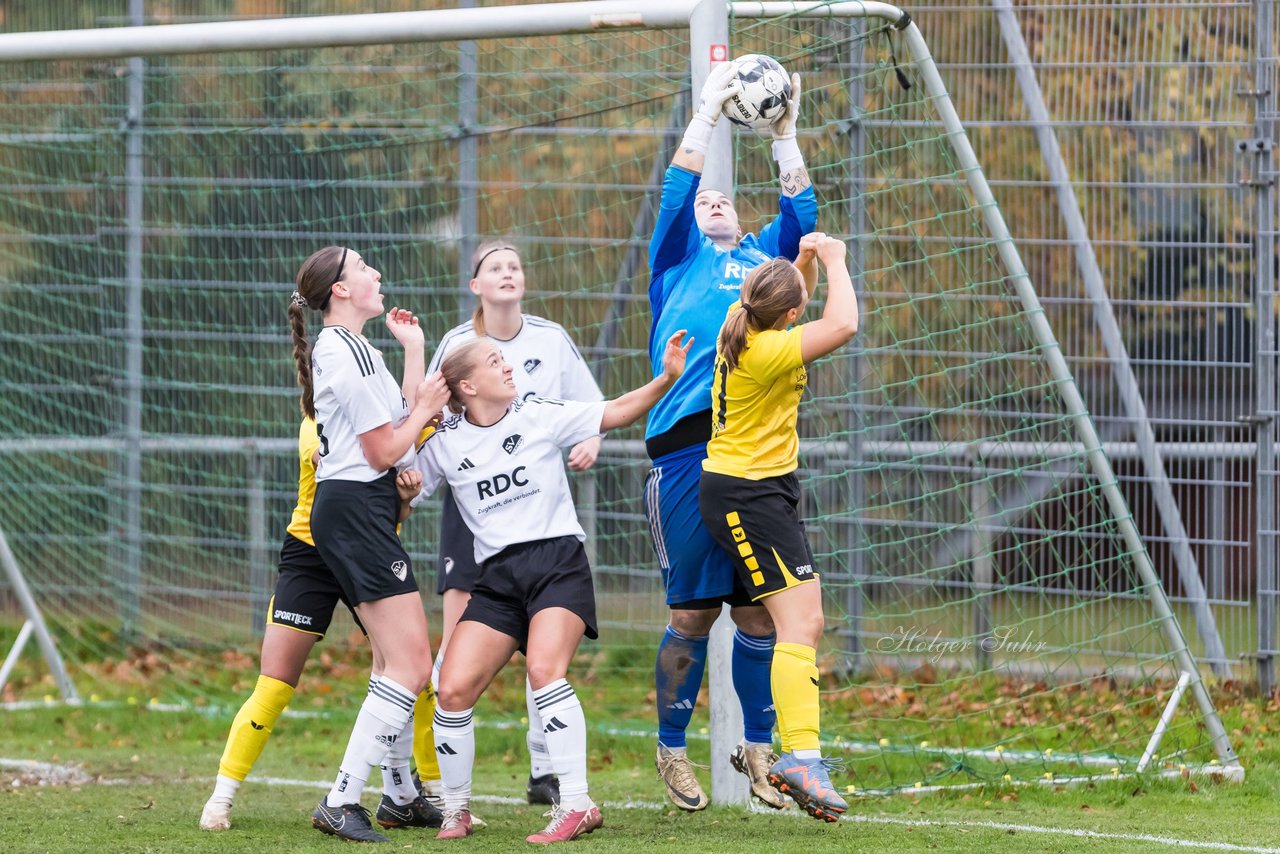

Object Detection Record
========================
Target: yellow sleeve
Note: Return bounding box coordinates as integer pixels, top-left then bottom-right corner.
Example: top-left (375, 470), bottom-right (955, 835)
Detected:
top-left (299, 417), bottom-right (321, 464)
top-left (416, 423), bottom-right (436, 452)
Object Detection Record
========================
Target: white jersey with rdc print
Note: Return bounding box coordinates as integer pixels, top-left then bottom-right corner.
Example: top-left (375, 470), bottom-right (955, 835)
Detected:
top-left (429, 315), bottom-right (603, 404)
top-left (410, 397), bottom-right (608, 563)
top-left (312, 325), bottom-right (412, 483)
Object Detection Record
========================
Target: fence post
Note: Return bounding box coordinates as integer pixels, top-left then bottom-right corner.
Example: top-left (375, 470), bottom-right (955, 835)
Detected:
top-left (115, 0), bottom-right (147, 641)
top-left (248, 450), bottom-right (270, 637)
top-left (456, 0), bottom-right (478, 322)
top-left (972, 452), bottom-right (993, 670)
top-left (1251, 0), bottom-right (1278, 695)
top-left (843, 13), bottom-right (867, 665)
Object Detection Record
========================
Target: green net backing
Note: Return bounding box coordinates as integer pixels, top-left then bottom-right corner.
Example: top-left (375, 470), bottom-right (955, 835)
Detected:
top-left (0, 0), bottom-right (1231, 792)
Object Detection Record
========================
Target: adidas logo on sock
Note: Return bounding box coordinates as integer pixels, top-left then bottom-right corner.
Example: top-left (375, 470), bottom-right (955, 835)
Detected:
top-left (375, 733), bottom-right (398, 746)
top-left (543, 716), bottom-right (568, 733)
top-left (249, 720), bottom-right (266, 730)
top-left (436, 744), bottom-right (458, 755)
top-left (667, 699), bottom-right (694, 711)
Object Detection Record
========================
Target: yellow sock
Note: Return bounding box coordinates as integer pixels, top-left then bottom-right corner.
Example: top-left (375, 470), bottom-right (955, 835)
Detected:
top-left (773, 666), bottom-right (791, 755)
top-left (412, 684), bottom-right (440, 782)
top-left (771, 642), bottom-right (820, 753)
top-left (217, 674), bottom-right (294, 781)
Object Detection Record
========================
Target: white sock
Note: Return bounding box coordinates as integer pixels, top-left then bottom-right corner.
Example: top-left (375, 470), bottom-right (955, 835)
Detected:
top-left (379, 710), bottom-right (418, 805)
top-left (433, 706), bottom-right (475, 811)
top-left (525, 675), bottom-right (554, 778)
top-left (431, 650), bottom-right (443, 694)
top-left (325, 676), bottom-right (415, 808)
top-left (533, 679), bottom-right (589, 808)
top-left (210, 773), bottom-right (239, 804)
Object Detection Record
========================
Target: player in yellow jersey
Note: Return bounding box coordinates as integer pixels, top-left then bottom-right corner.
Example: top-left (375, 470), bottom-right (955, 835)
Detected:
top-left (698, 232), bottom-right (859, 822)
top-left (199, 416), bottom-right (441, 833)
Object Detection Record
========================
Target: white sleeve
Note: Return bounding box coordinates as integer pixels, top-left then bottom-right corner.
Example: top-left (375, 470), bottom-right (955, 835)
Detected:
top-left (330, 357), bottom-right (397, 435)
top-left (558, 330), bottom-right (604, 403)
top-left (427, 339), bottom-right (449, 374)
top-left (408, 443), bottom-right (446, 508)
top-left (429, 324), bottom-right (472, 373)
top-left (529, 398), bottom-right (608, 448)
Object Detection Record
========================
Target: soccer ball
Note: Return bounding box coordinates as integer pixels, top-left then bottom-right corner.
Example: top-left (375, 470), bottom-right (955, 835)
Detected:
top-left (720, 54), bottom-right (791, 131)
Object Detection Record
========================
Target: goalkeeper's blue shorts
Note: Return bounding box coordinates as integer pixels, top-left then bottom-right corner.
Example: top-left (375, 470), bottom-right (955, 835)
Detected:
top-left (644, 442), bottom-right (752, 609)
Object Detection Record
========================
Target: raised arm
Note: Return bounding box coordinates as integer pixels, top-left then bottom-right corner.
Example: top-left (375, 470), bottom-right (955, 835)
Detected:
top-left (386, 307), bottom-right (426, 407)
top-left (758, 74), bottom-right (818, 259)
top-left (601, 330), bottom-right (691, 431)
top-left (795, 231), bottom-right (822, 298)
top-left (799, 236), bottom-right (860, 363)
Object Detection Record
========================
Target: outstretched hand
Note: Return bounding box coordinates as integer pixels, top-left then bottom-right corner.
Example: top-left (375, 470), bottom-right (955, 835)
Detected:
top-left (771, 72), bottom-right (802, 141)
top-left (385, 307), bottom-right (425, 350)
top-left (695, 61), bottom-right (743, 124)
top-left (660, 329), bottom-right (693, 383)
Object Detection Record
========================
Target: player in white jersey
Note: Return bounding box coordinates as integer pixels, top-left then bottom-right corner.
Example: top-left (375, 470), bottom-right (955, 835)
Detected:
top-left (403, 330), bottom-right (690, 844)
top-left (288, 245), bottom-right (451, 843)
top-left (416, 239), bottom-right (605, 809)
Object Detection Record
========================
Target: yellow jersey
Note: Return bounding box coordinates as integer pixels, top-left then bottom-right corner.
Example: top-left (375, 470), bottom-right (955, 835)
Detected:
top-left (703, 305), bottom-right (807, 480)
top-left (285, 418), bottom-right (321, 546)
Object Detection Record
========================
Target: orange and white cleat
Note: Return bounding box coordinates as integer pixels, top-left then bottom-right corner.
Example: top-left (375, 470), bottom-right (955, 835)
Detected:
top-left (767, 753), bottom-right (848, 822)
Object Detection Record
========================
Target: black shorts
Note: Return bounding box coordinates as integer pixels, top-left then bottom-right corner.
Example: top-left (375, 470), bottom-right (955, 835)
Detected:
top-left (311, 471), bottom-right (418, 606)
top-left (698, 470), bottom-right (819, 602)
top-left (267, 533), bottom-right (365, 638)
top-left (461, 536), bottom-right (598, 653)
top-left (436, 487), bottom-right (482, 595)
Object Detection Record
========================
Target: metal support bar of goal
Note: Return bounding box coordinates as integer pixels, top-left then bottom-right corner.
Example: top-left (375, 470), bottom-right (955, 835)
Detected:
top-left (0, 527), bottom-right (79, 703)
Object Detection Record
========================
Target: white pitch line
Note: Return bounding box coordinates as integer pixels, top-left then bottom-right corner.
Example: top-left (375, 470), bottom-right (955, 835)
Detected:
top-left (846, 815), bottom-right (1280, 854)
top-left (243, 772), bottom-right (1276, 852)
top-left (5, 757), bottom-right (1272, 853)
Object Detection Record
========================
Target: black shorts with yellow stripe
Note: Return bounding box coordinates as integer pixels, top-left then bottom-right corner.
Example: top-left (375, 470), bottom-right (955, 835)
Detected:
top-left (698, 470), bottom-right (818, 602)
top-left (267, 533), bottom-right (365, 638)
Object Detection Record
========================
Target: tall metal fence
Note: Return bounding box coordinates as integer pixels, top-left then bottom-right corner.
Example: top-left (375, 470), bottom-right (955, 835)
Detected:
top-left (0, 0), bottom-right (1276, 689)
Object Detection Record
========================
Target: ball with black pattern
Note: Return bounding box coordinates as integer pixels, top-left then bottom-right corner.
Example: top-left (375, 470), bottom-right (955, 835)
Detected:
top-left (720, 54), bottom-right (791, 131)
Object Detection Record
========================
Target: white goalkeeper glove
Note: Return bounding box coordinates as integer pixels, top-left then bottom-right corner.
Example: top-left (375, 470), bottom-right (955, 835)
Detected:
top-left (681, 62), bottom-right (742, 154)
top-left (770, 72), bottom-right (804, 169)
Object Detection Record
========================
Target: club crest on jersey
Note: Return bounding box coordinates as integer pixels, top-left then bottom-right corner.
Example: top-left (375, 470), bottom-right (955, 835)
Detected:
top-left (523, 358), bottom-right (542, 374)
top-left (502, 434), bottom-right (524, 455)
top-left (390, 560), bottom-right (408, 581)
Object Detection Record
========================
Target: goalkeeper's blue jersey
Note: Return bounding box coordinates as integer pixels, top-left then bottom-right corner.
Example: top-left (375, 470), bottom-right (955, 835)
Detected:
top-left (646, 164), bottom-right (817, 442)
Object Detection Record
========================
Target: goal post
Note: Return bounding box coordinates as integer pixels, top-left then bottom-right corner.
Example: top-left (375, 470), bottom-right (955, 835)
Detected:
top-left (0, 0), bottom-right (1242, 798)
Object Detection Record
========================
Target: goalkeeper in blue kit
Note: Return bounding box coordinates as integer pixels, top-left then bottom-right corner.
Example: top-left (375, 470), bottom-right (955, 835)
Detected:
top-left (644, 61), bottom-right (817, 810)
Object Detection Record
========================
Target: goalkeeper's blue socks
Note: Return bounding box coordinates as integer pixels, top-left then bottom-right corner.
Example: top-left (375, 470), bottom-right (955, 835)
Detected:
top-left (732, 629), bottom-right (777, 744)
top-left (655, 625), bottom-right (708, 748)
